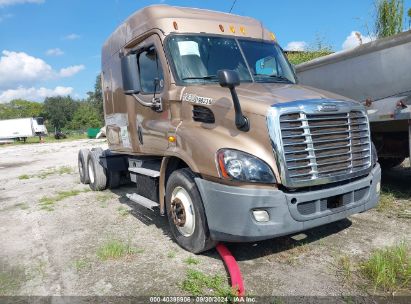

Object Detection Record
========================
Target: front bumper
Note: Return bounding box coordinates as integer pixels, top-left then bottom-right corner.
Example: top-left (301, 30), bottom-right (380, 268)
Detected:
top-left (195, 164), bottom-right (381, 242)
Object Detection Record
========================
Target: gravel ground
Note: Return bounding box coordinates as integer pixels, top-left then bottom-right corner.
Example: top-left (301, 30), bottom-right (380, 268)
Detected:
top-left (0, 139), bottom-right (410, 299)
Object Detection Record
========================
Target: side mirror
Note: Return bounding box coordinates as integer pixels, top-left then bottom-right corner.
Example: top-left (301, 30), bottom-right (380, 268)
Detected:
top-left (121, 53), bottom-right (140, 95)
top-left (217, 69), bottom-right (249, 132)
top-left (217, 69), bottom-right (240, 89)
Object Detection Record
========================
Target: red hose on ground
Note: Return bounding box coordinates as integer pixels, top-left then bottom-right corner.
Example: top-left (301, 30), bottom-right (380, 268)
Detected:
top-left (216, 243), bottom-right (245, 297)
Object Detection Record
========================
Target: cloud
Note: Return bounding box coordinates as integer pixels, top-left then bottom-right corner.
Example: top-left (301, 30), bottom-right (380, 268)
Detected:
top-left (0, 0), bottom-right (44, 7)
top-left (342, 31), bottom-right (375, 50)
top-left (0, 50), bottom-right (85, 89)
top-left (59, 64), bottom-right (84, 77)
top-left (0, 13), bottom-right (13, 22)
top-left (285, 41), bottom-right (308, 51)
top-left (0, 50), bottom-right (53, 89)
top-left (46, 48), bottom-right (64, 56)
top-left (0, 86), bottom-right (73, 103)
top-left (63, 33), bottom-right (80, 40)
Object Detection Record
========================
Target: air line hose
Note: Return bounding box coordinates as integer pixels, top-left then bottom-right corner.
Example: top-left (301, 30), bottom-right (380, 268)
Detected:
top-left (216, 243), bottom-right (245, 297)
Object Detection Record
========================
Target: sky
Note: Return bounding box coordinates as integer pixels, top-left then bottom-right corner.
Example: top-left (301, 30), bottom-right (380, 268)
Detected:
top-left (0, 0), bottom-right (410, 103)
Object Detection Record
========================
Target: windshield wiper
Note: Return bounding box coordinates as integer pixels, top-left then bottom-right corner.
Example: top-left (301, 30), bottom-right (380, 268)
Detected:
top-left (253, 74), bottom-right (292, 83)
top-left (182, 75), bottom-right (218, 81)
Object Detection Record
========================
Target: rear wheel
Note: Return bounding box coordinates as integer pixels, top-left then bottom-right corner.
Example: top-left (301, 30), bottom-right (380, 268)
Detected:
top-left (78, 149), bottom-right (90, 184)
top-left (165, 168), bottom-right (216, 253)
top-left (87, 149), bottom-right (107, 191)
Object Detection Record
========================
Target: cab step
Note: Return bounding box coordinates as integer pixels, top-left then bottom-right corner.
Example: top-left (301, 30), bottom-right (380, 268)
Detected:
top-left (128, 166), bottom-right (160, 177)
top-left (126, 193), bottom-right (159, 210)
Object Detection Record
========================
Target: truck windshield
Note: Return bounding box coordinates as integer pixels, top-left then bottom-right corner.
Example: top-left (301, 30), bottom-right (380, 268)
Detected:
top-left (167, 35), bottom-right (296, 84)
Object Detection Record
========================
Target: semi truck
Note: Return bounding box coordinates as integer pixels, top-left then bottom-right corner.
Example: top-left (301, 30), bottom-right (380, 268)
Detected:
top-left (296, 30), bottom-right (411, 170)
top-left (78, 5), bottom-right (381, 253)
top-left (0, 117), bottom-right (47, 142)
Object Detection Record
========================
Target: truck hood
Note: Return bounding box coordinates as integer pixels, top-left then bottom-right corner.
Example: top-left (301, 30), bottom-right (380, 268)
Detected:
top-left (182, 82), bottom-right (355, 116)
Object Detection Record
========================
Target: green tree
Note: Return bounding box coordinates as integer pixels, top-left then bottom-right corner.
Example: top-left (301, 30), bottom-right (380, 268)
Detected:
top-left (286, 36), bottom-right (333, 66)
top-left (375, 0), bottom-right (404, 38)
top-left (68, 103), bottom-right (102, 130)
top-left (43, 96), bottom-right (78, 130)
top-left (408, 8), bottom-right (411, 29)
top-left (0, 99), bottom-right (44, 120)
top-left (87, 74), bottom-right (104, 121)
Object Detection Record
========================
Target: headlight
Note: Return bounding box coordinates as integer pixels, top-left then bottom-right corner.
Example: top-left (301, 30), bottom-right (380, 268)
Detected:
top-left (217, 149), bottom-right (276, 183)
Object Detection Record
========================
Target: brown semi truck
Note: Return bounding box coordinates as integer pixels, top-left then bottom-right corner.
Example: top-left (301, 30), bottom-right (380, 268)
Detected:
top-left (78, 5), bottom-right (381, 253)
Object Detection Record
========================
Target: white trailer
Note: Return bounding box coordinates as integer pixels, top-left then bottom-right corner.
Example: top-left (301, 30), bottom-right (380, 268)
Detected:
top-left (296, 30), bottom-right (411, 169)
top-left (0, 117), bottom-right (48, 142)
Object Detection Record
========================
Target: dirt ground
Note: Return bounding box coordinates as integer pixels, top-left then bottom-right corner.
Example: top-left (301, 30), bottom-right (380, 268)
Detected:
top-left (0, 139), bottom-right (410, 299)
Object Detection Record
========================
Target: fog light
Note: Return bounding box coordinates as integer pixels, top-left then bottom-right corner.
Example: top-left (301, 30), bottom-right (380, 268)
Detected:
top-left (253, 210), bottom-right (269, 222)
top-left (376, 181), bottom-right (381, 194)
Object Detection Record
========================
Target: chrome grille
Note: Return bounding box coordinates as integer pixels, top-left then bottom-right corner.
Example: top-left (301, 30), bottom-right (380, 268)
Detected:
top-left (279, 110), bottom-right (371, 185)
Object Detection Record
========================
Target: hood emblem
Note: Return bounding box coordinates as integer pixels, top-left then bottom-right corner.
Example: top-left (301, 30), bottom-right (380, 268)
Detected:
top-left (318, 103), bottom-right (339, 112)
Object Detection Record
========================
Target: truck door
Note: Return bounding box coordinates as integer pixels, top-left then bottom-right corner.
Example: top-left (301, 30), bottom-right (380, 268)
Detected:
top-left (131, 34), bottom-right (170, 154)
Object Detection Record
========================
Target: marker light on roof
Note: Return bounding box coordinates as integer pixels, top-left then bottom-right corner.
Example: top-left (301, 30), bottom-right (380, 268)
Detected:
top-left (219, 24), bottom-right (224, 32)
top-left (270, 32), bottom-right (276, 41)
top-left (240, 26), bottom-right (246, 35)
top-left (229, 25), bottom-right (235, 33)
top-left (173, 21), bottom-right (178, 30)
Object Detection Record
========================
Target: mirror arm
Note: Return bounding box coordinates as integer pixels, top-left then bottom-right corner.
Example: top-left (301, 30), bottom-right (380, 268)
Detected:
top-left (131, 94), bottom-right (154, 107)
top-left (131, 94), bottom-right (162, 113)
top-left (229, 88), bottom-right (250, 132)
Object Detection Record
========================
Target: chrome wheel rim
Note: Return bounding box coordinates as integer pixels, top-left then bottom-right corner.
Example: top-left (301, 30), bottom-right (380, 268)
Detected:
top-left (171, 186), bottom-right (195, 237)
top-left (88, 161), bottom-right (95, 184)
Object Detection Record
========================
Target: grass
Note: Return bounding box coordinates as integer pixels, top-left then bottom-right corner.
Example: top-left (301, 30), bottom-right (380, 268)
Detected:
top-left (37, 166), bottom-right (74, 179)
top-left (117, 206), bottom-right (129, 216)
top-left (0, 202), bottom-right (29, 212)
top-left (337, 255), bottom-right (353, 283)
top-left (15, 202), bottom-right (29, 210)
top-left (167, 251), bottom-right (176, 259)
top-left (286, 50), bottom-right (333, 65)
top-left (0, 133), bottom-right (88, 147)
top-left (276, 241), bottom-right (311, 265)
top-left (38, 189), bottom-right (86, 211)
top-left (97, 193), bottom-right (112, 208)
top-left (96, 239), bottom-right (137, 260)
top-left (361, 242), bottom-right (410, 293)
top-left (181, 269), bottom-right (236, 298)
top-left (378, 187), bottom-right (411, 218)
top-left (378, 189), bottom-right (397, 212)
top-left (18, 166), bottom-right (74, 180)
top-left (184, 256), bottom-right (200, 265)
top-left (32, 260), bottom-right (47, 280)
top-left (72, 258), bottom-right (89, 271)
top-left (0, 264), bottom-right (26, 295)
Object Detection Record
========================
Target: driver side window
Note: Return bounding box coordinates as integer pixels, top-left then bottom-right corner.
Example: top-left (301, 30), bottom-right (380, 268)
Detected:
top-left (255, 56), bottom-right (282, 76)
top-left (138, 47), bottom-right (164, 94)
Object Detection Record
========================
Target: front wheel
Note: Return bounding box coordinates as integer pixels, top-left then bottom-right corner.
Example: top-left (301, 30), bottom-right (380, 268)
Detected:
top-left (165, 168), bottom-right (216, 254)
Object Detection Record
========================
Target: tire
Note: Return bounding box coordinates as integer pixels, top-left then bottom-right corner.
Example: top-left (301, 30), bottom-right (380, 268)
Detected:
top-left (379, 157), bottom-right (405, 170)
top-left (107, 171), bottom-right (121, 189)
top-left (165, 168), bottom-right (216, 253)
top-left (78, 149), bottom-right (90, 184)
top-left (87, 149), bottom-right (107, 191)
